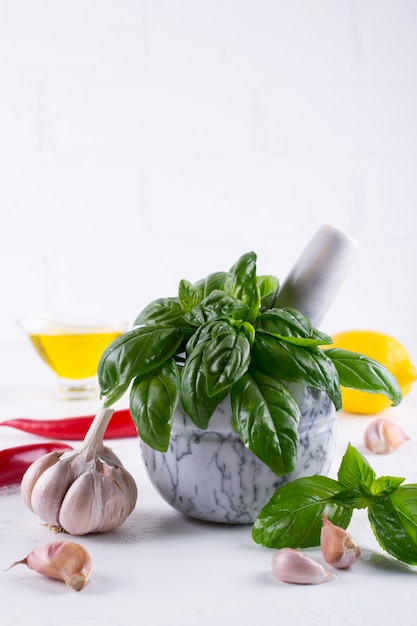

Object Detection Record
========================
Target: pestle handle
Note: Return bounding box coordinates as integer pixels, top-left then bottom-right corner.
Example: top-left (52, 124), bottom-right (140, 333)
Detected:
top-left (272, 224), bottom-right (358, 327)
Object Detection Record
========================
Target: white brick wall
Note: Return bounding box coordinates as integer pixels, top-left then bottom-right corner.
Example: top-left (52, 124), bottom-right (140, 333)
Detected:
top-left (1, 0), bottom-right (416, 374)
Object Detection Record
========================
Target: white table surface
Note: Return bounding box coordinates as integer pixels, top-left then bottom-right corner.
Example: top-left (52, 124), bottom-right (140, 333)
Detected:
top-left (1, 355), bottom-right (417, 626)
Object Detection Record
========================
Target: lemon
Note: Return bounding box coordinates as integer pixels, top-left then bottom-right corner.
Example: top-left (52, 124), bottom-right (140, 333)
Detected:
top-left (330, 330), bottom-right (417, 415)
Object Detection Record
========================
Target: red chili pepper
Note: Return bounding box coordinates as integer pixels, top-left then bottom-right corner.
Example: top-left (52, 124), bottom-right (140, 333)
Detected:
top-left (0, 442), bottom-right (73, 488)
top-left (0, 408), bottom-right (137, 441)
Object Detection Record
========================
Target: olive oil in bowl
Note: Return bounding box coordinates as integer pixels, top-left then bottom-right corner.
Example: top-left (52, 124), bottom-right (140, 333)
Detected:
top-left (19, 315), bottom-right (127, 399)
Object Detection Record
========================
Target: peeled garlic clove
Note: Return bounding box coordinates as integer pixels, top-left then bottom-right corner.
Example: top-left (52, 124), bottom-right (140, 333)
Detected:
top-left (271, 548), bottom-right (335, 584)
top-left (321, 513), bottom-right (361, 569)
top-left (364, 418), bottom-right (409, 454)
top-left (7, 540), bottom-right (92, 591)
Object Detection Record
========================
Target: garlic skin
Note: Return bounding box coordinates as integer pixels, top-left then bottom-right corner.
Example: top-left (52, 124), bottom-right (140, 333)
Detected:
top-left (21, 408), bottom-right (137, 535)
top-left (271, 548), bottom-right (335, 584)
top-left (8, 540), bottom-right (92, 591)
top-left (320, 513), bottom-right (361, 569)
top-left (364, 418), bottom-right (409, 455)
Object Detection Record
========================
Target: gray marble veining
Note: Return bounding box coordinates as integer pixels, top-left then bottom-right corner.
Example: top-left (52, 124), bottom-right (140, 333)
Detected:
top-left (140, 384), bottom-right (336, 524)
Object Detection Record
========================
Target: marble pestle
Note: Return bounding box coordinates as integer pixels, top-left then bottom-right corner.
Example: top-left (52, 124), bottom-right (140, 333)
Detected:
top-left (272, 224), bottom-right (358, 327)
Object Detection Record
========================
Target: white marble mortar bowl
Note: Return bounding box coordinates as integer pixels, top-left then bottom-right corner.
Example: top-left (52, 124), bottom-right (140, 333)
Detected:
top-left (140, 383), bottom-right (336, 524)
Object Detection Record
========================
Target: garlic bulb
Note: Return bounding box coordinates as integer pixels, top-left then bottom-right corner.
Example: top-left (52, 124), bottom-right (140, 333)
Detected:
top-left (7, 540), bottom-right (92, 591)
top-left (21, 408), bottom-right (137, 535)
top-left (364, 418), bottom-right (409, 454)
top-left (271, 548), bottom-right (335, 584)
top-left (320, 513), bottom-right (361, 569)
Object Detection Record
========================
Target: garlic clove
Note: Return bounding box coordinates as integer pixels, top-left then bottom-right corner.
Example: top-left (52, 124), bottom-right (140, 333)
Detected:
top-left (271, 548), bottom-right (335, 584)
top-left (7, 540), bottom-right (92, 591)
top-left (97, 463), bottom-right (137, 531)
top-left (58, 464), bottom-right (137, 535)
top-left (58, 471), bottom-right (100, 535)
top-left (364, 418), bottom-right (409, 455)
top-left (27, 454), bottom-right (137, 535)
top-left (20, 449), bottom-right (70, 511)
top-left (320, 513), bottom-right (361, 569)
top-left (24, 456), bottom-right (75, 527)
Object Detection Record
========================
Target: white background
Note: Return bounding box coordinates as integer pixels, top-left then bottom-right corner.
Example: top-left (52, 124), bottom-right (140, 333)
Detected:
top-left (1, 5), bottom-right (417, 623)
top-left (1, 0), bottom-right (416, 391)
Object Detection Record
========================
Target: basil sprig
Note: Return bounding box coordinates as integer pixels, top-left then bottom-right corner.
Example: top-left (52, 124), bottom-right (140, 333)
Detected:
top-left (253, 444), bottom-right (417, 566)
top-left (97, 251), bottom-right (401, 472)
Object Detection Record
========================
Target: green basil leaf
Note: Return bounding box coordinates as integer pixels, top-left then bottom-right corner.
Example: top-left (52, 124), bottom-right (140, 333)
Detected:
top-left (224, 251), bottom-right (260, 323)
top-left (325, 348), bottom-right (402, 407)
top-left (368, 497), bottom-right (417, 565)
top-left (252, 476), bottom-right (353, 549)
top-left (184, 290), bottom-right (250, 326)
top-left (203, 330), bottom-right (251, 396)
top-left (129, 359), bottom-right (180, 452)
top-left (329, 487), bottom-right (369, 509)
top-left (181, 342), bottom-right (228, 428)
top-left (235, 320), bottom-right (256, 345)
top-left (257, 274), bottom-right (280, 310)
top-left (98, 326), bottom-right (184, 405)
top-left (337, 443), bottom-right (376, 489)
top-left (133, 297), bottom-right (184, 327)
top-left (178, 279), bottom-right (202, 313)
top-left (231, 369), bottom-right (301, 476)
top-left (193, 271), bottom-right (227, 298)
top-left (252, 334), bottom-right (342, 411)
top-left (390, 485), bottom-right (417, 545)
top-left (185, 318), bottom-right (234, 354)
top-left (256, 308), bottom-right (333, 346)
top-left (371, 476), bottom-right (405, 497)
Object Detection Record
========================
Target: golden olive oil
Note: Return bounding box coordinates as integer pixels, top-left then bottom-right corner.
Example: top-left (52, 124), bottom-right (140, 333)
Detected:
top-left (28, 330), bottom-right (122, 379)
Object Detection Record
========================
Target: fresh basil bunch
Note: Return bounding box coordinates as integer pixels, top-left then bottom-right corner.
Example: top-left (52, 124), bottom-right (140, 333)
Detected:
top-left (253, 443), bottom-right (417, 566)
top-left (98, 251), bottom-right (401, 476)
